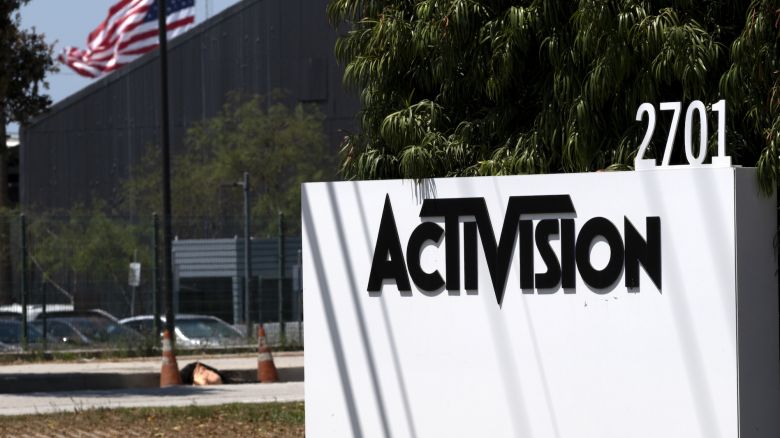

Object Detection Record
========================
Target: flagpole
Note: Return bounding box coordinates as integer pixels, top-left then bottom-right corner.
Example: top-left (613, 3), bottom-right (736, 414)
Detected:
top-left (157, 0), bottom-right (176, 342)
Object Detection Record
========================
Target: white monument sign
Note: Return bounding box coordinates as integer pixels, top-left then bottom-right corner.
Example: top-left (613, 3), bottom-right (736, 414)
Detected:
top-left (303, 167), bottom-right (779, 437)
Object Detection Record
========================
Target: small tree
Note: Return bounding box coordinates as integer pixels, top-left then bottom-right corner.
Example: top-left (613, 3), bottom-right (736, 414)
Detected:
top-left (0, 0), bottom-right (56, 207)
top-left (125, 92), bottom-right (331, 237)
top-left (27, 202), bottom-right (151, 311)
top-left (0, 0), bottom-right (56, 303)
top-left (26, 93), bottom-right (330, 310)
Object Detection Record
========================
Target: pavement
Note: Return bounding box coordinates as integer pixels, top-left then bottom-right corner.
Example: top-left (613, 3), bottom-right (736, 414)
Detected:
top-left (0, 352), bottom-right (304, 415)
top-left (0, 382), bottom-right (304, 416)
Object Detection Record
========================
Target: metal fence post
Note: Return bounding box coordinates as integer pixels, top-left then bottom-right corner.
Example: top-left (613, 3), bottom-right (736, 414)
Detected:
top-left (243, 172), bottom-right (251, 337)
top-left (258, 275), bottom-right (263, 336)
top-left (278, 212), bottom-right (285, 344)
top-left (19, 213), bottom-right (28, 349)
top-left (41, 279), bottom-right (47, 347)
top-left (153, 213), bottom-right (161, 340)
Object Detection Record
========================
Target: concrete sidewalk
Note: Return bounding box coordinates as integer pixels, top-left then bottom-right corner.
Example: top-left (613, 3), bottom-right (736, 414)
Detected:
top-left (0, 352), bottom-right (303, 394)
top-left (0, 382), bottom-right (304, 416)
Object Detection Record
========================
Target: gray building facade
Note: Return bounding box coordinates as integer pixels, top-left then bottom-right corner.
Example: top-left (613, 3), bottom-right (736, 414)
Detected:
top-left (16, 0), bottom-right (357, 322)
top-left (20, 0), bottom-right (358, 211)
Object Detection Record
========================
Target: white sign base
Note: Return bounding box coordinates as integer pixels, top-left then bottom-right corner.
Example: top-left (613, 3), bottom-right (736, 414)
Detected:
top-left (303, 167), bottom-right (779, 438)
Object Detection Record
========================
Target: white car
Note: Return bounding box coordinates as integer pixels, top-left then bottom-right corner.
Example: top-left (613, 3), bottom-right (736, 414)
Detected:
top-left (119, 314), bottom-right (246, 347)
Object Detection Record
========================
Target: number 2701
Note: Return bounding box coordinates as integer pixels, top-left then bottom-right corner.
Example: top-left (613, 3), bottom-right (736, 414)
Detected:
top-left (635, 100), bottom-right (731, 169)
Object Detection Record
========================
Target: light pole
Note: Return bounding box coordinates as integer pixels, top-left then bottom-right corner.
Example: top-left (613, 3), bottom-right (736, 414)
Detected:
top-left (157, 0), bottom-right (175, 342)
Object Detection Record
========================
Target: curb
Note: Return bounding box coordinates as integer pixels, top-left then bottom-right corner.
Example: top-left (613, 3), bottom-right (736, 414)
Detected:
top-left (0, 366), bottom-right (303, 394)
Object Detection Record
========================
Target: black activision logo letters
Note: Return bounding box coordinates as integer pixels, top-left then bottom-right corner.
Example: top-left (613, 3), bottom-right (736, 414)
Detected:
top-left (367, 194), bottom-right (661, 305)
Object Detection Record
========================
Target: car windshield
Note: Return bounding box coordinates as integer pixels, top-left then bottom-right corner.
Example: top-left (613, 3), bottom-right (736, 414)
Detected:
top-left (124, 319), bottom-right (155, 335)
top-left (177, 319), bottom-right (240, 339)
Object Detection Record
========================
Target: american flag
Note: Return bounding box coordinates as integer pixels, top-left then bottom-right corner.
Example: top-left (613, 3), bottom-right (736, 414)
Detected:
top-left (59, 0), bottom-right (196, 78)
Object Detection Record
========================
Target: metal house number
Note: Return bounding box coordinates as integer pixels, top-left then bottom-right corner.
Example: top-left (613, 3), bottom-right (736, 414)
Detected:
top-left (634, 100), bottom-right (732, 169)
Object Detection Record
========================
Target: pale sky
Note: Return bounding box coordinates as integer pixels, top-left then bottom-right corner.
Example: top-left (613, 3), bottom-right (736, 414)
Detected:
top-left (8, 0), bottom-right (242, 136)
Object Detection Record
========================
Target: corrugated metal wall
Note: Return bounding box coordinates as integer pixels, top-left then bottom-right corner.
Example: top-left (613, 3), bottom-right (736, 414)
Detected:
top-left (20, 0), bottom-right (358, 211)
top-left (173, 237), bottom-right (300, 279)
top-left (173, 237), bottom-right (301, 324)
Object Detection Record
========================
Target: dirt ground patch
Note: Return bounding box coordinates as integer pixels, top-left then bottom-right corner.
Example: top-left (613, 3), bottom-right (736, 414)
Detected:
top-left (0, 402), bottom-right (304, 437)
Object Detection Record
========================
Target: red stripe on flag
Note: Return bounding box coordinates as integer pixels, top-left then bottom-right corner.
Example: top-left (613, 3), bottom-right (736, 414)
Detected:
top-left (60, 2), bottom-right (195, 78)
top-left (117, 16), bottom-right (195, 52)
top-left (88, 0), bottom-right (148, 50)
top-left (86, 0), bottom-right (138, 45)
top-left (90, 4), bottom-right (152, 51)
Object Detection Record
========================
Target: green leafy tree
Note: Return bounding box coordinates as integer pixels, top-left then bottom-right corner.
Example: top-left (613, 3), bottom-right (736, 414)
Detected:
top-left (327, 0), bottom-right (778, 187)
top-left (0, 0), bottom-right (56, 303)
top-left (125, 92), bottom-right (331, 237)
top-left (721, 1), bottom-right (780, 193)
top-left (1, 0), bottom-right (56, 207)
top-left (25, 93), bottom-right (329, 308)
top-left (27, 201), bottom-right (152, 312)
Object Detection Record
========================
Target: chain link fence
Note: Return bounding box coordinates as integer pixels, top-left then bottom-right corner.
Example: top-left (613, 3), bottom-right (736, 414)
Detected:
top-left (0, 209), bottom-right (303, 356)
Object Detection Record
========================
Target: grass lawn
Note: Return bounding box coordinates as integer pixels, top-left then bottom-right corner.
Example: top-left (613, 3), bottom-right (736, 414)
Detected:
top-left (0, 402), bottom-right (304, 437)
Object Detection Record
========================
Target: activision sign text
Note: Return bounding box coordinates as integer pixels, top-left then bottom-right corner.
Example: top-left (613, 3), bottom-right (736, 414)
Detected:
top-left (368, 194), bottom-right (661, 305)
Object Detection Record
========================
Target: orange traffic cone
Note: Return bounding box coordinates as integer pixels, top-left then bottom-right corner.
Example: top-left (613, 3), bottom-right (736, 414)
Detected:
top-left (160, 329), bottom-right (182, 387)
top-left (257, 326), bottom-right (278, 383)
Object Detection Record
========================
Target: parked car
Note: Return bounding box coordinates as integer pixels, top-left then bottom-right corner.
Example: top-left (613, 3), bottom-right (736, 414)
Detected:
top-left (34, 309), bottom-right (142, 345)
top-left (0, 314), bottom-right (74, 348)
top-left (0, 311), bottom-right (23, 321)
top-left (0, 319), bottom-right (45, 345)
top-left (30, 319), bottom-right (91, 345)
top-left (119, 314), bottom-right (246, 347)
